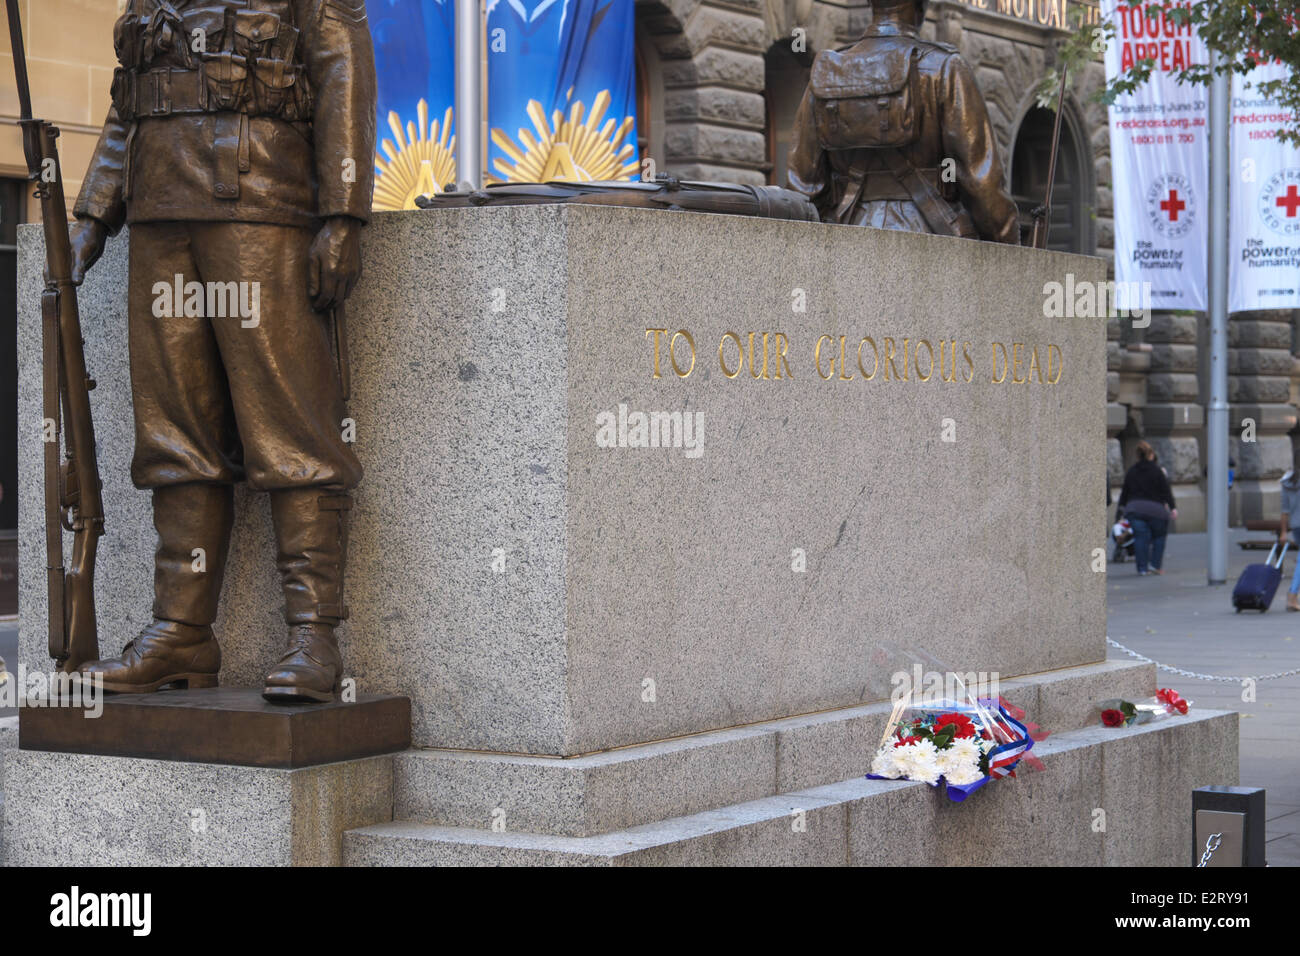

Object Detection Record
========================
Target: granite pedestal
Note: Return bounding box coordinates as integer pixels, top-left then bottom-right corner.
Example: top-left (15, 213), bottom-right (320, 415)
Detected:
top-left (8, 207), bottom-right (1238, 865)
top-left (21, 205), bottom-right (1110, 756)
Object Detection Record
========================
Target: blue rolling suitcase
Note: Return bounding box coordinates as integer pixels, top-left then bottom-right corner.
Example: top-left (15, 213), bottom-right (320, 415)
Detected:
top-left (1232, 542), bottom-right (1288, 612)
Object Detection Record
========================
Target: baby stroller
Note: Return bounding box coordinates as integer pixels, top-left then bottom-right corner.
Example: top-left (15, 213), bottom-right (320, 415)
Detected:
top-left (1112, 518), bottom-right (1136, 563)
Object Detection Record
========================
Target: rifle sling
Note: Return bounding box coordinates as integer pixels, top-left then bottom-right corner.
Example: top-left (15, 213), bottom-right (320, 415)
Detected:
top-left (879, 148), bottom-right (966, 237)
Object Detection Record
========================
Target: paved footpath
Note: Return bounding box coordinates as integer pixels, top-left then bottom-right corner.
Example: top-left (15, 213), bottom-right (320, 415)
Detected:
top-left (1107, 527), bottom-right (1300, 866)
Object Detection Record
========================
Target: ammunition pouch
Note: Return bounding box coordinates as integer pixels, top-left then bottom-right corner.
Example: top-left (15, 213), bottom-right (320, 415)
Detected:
top-left (111, 3), bottom-right (311, 123)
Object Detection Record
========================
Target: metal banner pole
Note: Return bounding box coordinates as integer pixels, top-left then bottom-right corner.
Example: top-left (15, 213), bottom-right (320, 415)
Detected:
top-left (1206, 53), bottom-right (1230, 585)
top-left (454, 0), bottom-right (484, 191)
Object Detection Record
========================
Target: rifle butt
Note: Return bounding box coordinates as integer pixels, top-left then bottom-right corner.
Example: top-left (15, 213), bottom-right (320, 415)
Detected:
top-left (61, 528), bottom-right (101, 673)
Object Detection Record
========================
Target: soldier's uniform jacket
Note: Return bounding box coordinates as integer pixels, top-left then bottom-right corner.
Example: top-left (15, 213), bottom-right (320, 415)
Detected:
top-left (75, 0), bottom-right (376, 231)
top-left (788, 21), bottom-right (1019, 243)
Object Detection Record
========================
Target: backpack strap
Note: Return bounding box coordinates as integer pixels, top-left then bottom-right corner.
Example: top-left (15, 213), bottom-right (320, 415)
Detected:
top-left (833, 152), bottom-right (871, 224)
top-left (878, 148), bottom-right (975, 238)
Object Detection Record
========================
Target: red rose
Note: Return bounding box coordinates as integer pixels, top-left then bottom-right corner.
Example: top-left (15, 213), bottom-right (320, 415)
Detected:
top-left (934, 713), bottom-right (976, 739)
top-left (1101, 709), bottom-right (1126, 728)
top-left (1175, 700), bottom-right (1189, 715)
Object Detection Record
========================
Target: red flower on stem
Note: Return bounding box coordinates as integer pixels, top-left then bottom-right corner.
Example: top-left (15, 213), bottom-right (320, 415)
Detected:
top-left (1101, 709), bottom-right (1126, 728)
top-left (1157, 688), bottom-right (1188, 715)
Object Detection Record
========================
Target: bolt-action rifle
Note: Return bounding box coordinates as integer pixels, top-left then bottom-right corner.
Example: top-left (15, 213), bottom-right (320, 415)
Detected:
top-left (1030, 63), bottom-right (1070, 250)
top-left (7, 0), bottom-right (103, 672)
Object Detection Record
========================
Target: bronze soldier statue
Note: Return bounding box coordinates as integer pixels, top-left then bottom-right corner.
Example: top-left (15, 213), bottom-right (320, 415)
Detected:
top-left (788, 0), bottom-right (1019, 243)
top-left (68, 0), bottom-right (377, 702)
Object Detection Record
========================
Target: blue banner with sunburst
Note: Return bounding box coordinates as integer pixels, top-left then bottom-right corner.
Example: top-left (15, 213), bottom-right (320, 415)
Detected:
top-left (487, 0), bottom-right (639, 183)
top-left (369, 0), bottom-right (640, 209)
top-left (370, 0), bottom-right (458, 209)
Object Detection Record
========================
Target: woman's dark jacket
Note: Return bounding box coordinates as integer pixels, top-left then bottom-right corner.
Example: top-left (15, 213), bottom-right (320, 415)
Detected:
top-left (1118, 459), bottom-right (1175, 521)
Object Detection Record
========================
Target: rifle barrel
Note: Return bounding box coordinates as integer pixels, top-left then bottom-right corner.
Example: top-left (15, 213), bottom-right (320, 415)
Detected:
top-left (6, 0), bottom-right (33, 121)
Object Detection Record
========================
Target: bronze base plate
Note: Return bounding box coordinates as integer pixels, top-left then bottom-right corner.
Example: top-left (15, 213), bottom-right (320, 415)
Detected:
top-left (19, 686), bottom-right (411, 768)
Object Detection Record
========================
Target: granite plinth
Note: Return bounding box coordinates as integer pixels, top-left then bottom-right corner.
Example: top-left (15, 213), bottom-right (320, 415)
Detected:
top-left (4, 749), bottom-right (393, 866)
top-left (391, 659), bottom-right (1158, 838)
top-left (343, 709), bottom-right (1239, 867)
top-left (18, 687), bottom-right (410, 768)
top-left (19, 207), bottom-right (1110, 755)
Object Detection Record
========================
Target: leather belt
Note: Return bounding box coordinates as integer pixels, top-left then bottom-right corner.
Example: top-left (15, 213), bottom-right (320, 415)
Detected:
top-left (123, 67), bottom-right (210, 118)
top-left (859, 167), bottom-right (942, 202)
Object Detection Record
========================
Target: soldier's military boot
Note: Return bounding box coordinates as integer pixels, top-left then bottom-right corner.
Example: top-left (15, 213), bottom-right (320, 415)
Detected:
top-left (262, 487), bottom-right (351, 703)
top-left (80, 483), bottom-right (233, 692)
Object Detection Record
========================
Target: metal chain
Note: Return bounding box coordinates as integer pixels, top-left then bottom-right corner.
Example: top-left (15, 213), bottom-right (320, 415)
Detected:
top-left (1107, 637), bottom-right (1300, 683)
top-left (1197, 833), bottom-right (1222, 868)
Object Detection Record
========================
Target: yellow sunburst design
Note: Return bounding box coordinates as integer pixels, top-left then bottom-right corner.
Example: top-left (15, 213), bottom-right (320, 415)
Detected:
top-left (374, 99), bottom-right (457, 211)
top-left (490, 90), bottom-right (637, 184)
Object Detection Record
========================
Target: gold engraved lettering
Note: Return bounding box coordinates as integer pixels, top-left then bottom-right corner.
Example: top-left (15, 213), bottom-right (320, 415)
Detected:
top-left (815, 335), bottom-right (835, 381)
top-left (1047, 344), bottom-right (1063, 384)
top-left (939, 339), bottom-right (958, 383)
top-left (669, 329), bottom-right (696, 379)
top-left (857, 337), bottom-right (879, 380)
top-left (748, 332), bottom-right (772, 380)
top-left (915, 339), bottom-right (935, 382)
top-left (991, 342), bottom-right (1008, 384)
top-left (646, 328), bottom-right (668, 379)
top-left (719, 331), bottom-right (743, 379)
top-left (774, 332), bottom-right (794, 380)
top-left (883, 337), bottom-right (899, 381)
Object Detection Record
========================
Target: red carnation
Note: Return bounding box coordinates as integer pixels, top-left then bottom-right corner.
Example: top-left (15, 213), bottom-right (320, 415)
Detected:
top-left (894, 735), bottom-right (922, 748)
top-left (1101, 709), bottom-right (1126, 728)
top-left (934, 713), bottom-right (976, 738)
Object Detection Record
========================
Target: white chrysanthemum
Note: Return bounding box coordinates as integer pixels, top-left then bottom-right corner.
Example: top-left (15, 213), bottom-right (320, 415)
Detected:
top-left (870, 745), bottom-right (901, 778)
top-left (892, 739), bottom-right (942, 785)
top-left (944, 762), bottom-right (985, 786)
top-left (935, 737), bottom-right (984, 784)
top-left (949, 737), bottom-right (982, 761)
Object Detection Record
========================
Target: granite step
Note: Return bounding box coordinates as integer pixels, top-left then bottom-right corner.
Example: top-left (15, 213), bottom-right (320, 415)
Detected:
top-left (344, 708), bottom-right (1238, 866)
top-left (388, 660), bottom-right (1157, 839)
top-left (0, 716), bottom-right (18, 866)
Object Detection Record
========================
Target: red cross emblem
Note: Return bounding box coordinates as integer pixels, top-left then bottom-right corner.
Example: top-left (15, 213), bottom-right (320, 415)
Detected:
top-left (1276, 184), bottom-right (1300, 219)
top-left (1160, 189), bottom-right (1186, 222)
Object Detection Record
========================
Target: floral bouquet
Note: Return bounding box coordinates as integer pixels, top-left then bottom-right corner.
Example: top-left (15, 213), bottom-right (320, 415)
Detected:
top-left (867, 697), bottom-right (1035, 802)
top-left (1098, 687), bottom-right (1190, 728)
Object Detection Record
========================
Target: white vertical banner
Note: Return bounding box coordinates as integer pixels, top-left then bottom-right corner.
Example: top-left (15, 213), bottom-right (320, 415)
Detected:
top-left (1229, 61), bottom-right (1300, 313)
top-left (1103, 0), bottom-right (1209, 311)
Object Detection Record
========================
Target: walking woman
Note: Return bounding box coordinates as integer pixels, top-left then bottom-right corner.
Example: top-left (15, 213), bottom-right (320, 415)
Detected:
top-left (1116, 441), bottom-right (1178, 575)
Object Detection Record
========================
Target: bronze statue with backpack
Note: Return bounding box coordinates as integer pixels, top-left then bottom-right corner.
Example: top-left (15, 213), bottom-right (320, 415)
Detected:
top-left (788, 0), bottom-right (1020, 243)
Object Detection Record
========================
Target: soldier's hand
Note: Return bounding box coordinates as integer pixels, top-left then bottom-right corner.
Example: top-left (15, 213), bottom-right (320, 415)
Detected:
top-left (308, 216), bottom-right (362, 312)
top-left (67, 218), bottom-right (108, 286)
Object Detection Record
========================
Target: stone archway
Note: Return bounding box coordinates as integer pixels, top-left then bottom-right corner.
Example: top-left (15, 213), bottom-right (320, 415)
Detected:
top-left (1010, 95), bottom-right (1096, 253)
